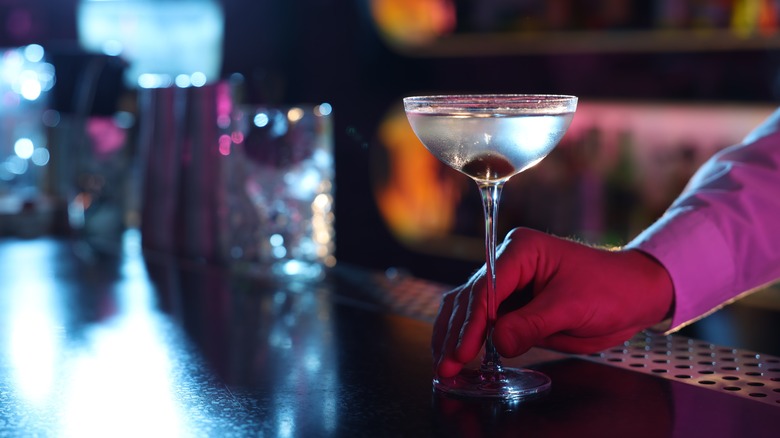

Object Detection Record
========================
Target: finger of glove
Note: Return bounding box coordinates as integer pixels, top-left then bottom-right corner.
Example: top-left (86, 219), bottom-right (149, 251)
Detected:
top-left (431, 290), bottom-right (456, 366)
top-left (492, 289), bottom-right (576, 357)
top-left (436, 285), bottom-right (475, 377)
top-left (452, 278), bottom-right (488, 365)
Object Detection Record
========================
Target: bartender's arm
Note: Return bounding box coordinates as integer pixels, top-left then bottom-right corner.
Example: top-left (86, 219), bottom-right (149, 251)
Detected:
top-left (433, 108), bottom-right (780, 379)
top-left (627, 108), bottom-right (780, 331)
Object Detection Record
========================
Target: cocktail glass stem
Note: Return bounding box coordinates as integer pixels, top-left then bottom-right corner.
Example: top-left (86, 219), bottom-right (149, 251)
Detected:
top-left (477, 181), bottom-right (504, 377)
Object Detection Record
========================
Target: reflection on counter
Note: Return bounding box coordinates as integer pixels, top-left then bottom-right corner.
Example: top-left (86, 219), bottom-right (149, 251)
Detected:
top-left (434, 356), bottom-right (779, 438)
top-left (0, 234), bottom-right (251, 436)
top-left (1, 232), bottom-right (779, 436)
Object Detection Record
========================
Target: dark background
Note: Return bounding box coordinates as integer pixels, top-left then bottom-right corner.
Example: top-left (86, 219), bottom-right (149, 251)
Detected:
top-left (2, 0), bottom-right (780, 284)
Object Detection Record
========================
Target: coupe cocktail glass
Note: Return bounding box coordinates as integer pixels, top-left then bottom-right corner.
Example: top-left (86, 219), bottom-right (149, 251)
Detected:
top-left (403, 94), bottom-right (577, 401)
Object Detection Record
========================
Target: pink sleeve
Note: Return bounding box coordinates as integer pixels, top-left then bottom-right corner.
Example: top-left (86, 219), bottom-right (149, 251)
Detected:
top-left (626, 108), bottom-right (780, 332)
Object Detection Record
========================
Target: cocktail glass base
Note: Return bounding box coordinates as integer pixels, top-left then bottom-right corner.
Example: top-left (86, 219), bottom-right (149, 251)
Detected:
top-left (433, 368), bottom-right (551, 401)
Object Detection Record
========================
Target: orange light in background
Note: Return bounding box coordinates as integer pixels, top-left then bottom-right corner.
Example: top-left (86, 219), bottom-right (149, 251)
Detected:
top-left (374, 106), bottom-right (463, 243)
top-left (369, 0), bottom-right (456, 46)
top-left (758, 0), bottom-right (779, 35)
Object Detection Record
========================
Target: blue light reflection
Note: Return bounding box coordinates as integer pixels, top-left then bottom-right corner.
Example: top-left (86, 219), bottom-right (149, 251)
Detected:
top-left (0, 233), bottom-right (242, 435)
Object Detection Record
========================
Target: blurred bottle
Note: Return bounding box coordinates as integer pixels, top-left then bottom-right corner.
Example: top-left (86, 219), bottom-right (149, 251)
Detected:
top-left (731, 0), bottom-right (761, 37)
top-left (47, 49), bottom-right (131, 248)
top-left (576, 126), bottom-right (606, 243)
top-left (604, 129), bottom-right (640, 245)
top-left (74, 0), bottom-right (226, 257)
top-left (137, 82), bottom-right (230, 262)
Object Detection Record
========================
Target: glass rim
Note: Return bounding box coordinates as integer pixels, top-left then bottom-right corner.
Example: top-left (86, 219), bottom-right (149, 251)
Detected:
top-left (403, 93), bottom-right (577, 103)
top-left (403, 94), bottom-right (577, 114)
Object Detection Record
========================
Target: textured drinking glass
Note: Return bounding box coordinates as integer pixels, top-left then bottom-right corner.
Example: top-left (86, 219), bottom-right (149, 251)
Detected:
top-left (403, 94), bottom-right (577, 401)
top-left (222, 104), bottom-right (335, 280)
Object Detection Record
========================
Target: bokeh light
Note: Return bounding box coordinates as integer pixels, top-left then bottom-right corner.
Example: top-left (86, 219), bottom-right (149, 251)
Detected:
top-left (14, 138), bottom-right (34, 159)
top-left (370, 0), bottom-right (456, 46)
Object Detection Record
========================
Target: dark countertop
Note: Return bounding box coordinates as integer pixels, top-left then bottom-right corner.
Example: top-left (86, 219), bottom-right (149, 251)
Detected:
top-left (0, 235), bottom-right (778, 437)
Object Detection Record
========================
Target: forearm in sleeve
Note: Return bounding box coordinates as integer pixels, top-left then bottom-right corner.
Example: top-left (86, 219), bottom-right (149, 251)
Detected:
top-left (626, 108), bottom-right (780, 332)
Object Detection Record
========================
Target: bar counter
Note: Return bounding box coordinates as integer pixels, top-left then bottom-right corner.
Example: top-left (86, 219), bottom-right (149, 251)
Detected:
top-left (0, 234), bottom-right (778, 437)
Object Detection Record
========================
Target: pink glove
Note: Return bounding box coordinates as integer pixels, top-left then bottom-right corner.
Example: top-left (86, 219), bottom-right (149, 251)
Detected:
top-left (432, 227), bottom-right (674, 378)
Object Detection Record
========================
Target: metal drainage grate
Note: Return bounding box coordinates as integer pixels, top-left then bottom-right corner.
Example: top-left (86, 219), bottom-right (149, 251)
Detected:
top-left (586, 332), bottom-right (780, 407)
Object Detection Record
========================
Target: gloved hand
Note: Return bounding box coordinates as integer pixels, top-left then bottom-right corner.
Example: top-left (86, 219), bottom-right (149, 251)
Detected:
top-left (432, 227), bottom-right (674, 378)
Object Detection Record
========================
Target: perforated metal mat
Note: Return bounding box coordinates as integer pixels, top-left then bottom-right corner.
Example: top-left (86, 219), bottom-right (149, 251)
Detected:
top-left (344, 268), bottom-right (780, 408)
top-left (586, 333), bottom-right (780, 406)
